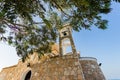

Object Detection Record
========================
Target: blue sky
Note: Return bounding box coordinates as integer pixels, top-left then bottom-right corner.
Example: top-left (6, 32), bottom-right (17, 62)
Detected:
top-left (0, 2), bottom-right (120, 79)
top-left (73, 2), bottom-right (120, 79)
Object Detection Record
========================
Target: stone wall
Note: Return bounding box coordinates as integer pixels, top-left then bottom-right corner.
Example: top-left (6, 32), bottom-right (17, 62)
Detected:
top-left (80, 57), bottom-right (106, 80)
top-left (0, 60), bottom-right (30, 80)
top-left (31, 54), bottom-right (84, 80)
top-left (0, 53), bottom-right (85, 80)
top-left (0, 54), bottom-right (106, 80)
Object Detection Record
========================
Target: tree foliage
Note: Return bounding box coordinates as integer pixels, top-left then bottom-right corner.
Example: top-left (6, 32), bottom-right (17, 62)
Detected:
top-left (0, 0), bottom-right (120, 60)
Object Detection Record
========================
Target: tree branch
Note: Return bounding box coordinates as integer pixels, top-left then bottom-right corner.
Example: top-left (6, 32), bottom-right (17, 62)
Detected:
top-left (51, 0), bottom-right (72, 17)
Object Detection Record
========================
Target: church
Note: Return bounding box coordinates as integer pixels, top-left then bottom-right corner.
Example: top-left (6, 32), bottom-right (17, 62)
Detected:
top-left (0, 24), bottom-right (106, 80)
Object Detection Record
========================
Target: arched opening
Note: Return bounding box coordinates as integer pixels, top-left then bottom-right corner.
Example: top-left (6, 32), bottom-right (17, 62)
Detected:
top-left (24, 70), bottom-right (31, 80)
top-left (62, 38), bottom-right (72, 55)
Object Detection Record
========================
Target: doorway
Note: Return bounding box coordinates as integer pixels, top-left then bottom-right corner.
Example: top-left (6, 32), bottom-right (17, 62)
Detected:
top-left (24, 70), bottom-right (31, 80)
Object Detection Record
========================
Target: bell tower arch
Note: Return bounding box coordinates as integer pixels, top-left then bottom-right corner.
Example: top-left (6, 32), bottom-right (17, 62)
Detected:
top-left (59, 24), bottom-right (77, 56)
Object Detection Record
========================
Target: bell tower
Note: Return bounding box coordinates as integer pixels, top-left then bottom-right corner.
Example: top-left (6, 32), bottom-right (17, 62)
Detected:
top-left (59, 24), bottom-right (77, 56)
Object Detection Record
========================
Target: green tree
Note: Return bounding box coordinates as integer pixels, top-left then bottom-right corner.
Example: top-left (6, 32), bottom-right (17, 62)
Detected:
top-left (0, 0), bottom-right (120, 61)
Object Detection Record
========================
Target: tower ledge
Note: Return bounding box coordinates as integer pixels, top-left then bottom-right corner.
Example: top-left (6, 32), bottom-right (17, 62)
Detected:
top-left (80, 57), bottom-right (97, 61)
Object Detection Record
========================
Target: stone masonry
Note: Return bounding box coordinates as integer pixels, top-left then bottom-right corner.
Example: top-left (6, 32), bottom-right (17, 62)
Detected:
top-left (0, 53), bottom-right (106, 80)
top-left (80, 57), bottom-right (106, 80)
top-left (31, 54), bottom-right (84, 80)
